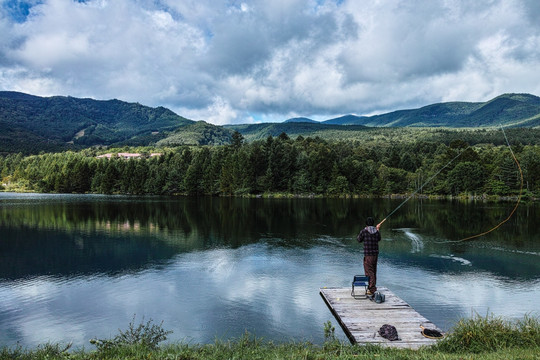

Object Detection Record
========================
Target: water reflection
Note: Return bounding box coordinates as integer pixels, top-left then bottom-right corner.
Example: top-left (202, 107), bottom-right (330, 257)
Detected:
top-left (0, 193), bottom-right (539, 348)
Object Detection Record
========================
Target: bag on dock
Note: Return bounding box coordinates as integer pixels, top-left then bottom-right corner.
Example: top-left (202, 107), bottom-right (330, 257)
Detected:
top-left (373, 291), bottom-right (385, 303)
top-left (379, 324), bottom-right (400, 341)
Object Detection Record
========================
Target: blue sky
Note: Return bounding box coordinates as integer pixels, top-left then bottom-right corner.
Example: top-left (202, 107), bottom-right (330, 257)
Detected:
top-left (1, 0), bottom-right (540, 124)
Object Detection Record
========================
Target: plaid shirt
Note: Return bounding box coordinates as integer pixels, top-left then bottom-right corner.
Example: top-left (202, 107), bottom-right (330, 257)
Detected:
top-left (357, 226), bottom-right (381, 255)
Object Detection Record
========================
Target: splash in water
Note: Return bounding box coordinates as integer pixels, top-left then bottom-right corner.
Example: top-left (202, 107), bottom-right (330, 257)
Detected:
top-left (395, 228), bottom-right (424, 253)
top-left (429, 254), bottom-right (472, 266)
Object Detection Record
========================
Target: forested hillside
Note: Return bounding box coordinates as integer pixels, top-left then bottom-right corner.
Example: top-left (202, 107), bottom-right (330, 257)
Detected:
top-left (230, 125), bottom-right (540, 145)
top-left (2, 133), bottom-right (538, 198)
top-left (157, 121), bottom-right (234, 146)
top-left (0, 91), bottom-right (194, 153)
top-left (226, 123), bottom-right (368, 141)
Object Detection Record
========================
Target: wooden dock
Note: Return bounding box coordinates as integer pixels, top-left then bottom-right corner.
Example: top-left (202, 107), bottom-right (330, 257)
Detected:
top-left (320, 287), bottom-right (442, 349)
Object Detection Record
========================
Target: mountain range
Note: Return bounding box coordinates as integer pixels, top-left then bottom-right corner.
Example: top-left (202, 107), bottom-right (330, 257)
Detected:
top-left (300, 93), bottom-right (540, 127)
top-left (227, 93), bottom-right (540, 140)
top-left (1, 91), bottom-right (539, 153)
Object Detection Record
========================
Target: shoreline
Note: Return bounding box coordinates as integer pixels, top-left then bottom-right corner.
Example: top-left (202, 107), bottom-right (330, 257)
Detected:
top-left (1, 189), bottom-right (537, 202)
top-left (245, 192), bottom-right (536, 202)
top-left (1, 313), bottom-right (538, 359)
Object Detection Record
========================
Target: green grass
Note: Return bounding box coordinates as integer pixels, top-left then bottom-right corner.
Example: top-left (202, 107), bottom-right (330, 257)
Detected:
top-left (432, 313), bottom-right (540, 354)
top-left (1, 314), bottom-right (539, 359)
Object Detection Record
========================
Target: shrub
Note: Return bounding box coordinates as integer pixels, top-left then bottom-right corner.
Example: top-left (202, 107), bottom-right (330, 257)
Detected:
top-left (90, 315), bottom-right (172, 352)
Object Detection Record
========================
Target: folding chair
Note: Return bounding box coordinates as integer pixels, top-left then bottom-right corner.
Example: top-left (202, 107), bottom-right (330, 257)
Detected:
top-left (351, 275), bottom-right (369, 299)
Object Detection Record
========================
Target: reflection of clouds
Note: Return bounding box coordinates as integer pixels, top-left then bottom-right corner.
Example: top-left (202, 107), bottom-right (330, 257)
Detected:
top-left (167, 244), bottom-right (348, 342)
top-left (380, 262), bottom-right (540, 331)
top-left (2, 241), bottom-right (539, 348)
top-left (181, 245), bottom-right (307, 327)
top-left (1, 277), bottom-right (94, 346)
top-left (429, 272), bottom-right (540, 325)
top-left (201, 249), bottom-right (237, 279)
top-left (8, 276), bottom-right (59, 300)
top-left (18, 313), bottom-right (87, 348)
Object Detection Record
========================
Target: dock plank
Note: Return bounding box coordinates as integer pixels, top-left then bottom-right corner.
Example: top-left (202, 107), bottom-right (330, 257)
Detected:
top-left (320, 287), bottom-right (443, 349)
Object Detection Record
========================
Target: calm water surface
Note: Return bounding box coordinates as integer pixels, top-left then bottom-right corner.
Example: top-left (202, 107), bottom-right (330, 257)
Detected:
top-left (0, 193), bottom-right (539, 348)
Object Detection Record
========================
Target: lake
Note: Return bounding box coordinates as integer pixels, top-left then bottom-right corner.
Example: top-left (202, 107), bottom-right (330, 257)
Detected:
top-left (0, 193), bottom-right (539, 348)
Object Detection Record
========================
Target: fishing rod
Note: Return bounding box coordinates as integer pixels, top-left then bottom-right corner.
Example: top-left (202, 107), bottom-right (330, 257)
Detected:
top-left (376, 146), bottom-right (469, 228)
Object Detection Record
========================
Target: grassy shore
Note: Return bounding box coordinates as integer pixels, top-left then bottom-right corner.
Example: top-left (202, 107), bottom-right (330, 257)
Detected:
top-left (1, 314), bottom-right (539, 360)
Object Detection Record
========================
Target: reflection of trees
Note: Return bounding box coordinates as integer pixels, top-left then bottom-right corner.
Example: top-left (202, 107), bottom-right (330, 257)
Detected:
top-left (1, 197), bottom-right (535, 245)
top-left (1, 196), bottom-right (538, 280)
top-left (0, 227), bottom-right (180, 280)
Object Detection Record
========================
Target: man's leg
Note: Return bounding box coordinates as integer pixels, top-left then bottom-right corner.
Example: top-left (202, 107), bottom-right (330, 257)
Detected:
top-left (363, 255), bottom-right (378, 293)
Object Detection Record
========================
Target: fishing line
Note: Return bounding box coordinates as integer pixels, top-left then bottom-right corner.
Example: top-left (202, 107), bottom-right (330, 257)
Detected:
top-left (452, 125), bottom-right (524, 242)
top-left (377, 145), bottom-right (470, 228)
top-left (377, 124), bottom-right (523, 242)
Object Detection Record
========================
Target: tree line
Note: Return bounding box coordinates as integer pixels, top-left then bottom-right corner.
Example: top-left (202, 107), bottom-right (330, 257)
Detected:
top-left (1, 132), bottom-right (539, 198)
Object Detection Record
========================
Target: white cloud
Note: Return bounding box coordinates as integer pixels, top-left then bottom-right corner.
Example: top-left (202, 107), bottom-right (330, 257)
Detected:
top-left (1, 0), bottom-right (539, 123)
top-left (181, 96), bottom-right (239, 125)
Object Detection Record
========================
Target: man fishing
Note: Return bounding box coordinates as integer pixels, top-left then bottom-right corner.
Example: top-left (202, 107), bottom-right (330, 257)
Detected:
top-left (357, 217), bottom-right (381, 295)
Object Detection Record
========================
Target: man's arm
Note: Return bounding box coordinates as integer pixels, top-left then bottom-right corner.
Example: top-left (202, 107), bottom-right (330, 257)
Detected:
top-left (357, 229), bottom-right (364, 243)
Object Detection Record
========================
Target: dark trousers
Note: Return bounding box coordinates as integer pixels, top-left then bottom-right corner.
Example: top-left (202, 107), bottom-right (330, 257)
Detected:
top-left (363, 255), bottom-right (378, 293)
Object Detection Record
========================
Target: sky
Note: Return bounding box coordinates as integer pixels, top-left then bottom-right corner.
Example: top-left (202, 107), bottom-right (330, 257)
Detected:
top-left (1, 0), bottom-right (540, 125)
